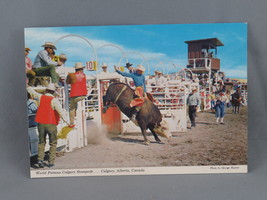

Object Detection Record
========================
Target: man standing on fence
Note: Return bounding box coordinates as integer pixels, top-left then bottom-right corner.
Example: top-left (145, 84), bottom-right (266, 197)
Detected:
top-left (186, 87), bottom-right (201, 128)
top-left (27, 84), bottom-right (69, 168)
top-left (66, 63), bottom-right (88, 126)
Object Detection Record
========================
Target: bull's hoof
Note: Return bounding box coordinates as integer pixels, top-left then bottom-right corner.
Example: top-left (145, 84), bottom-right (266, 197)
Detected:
top-left (143, 140), bottom-right (150, 145)
top-left (155, 138), bottom-right (162, 143)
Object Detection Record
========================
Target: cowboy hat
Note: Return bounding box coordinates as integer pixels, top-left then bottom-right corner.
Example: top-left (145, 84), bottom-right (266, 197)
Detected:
top-left (59, 53), bottom-right (67, 60)
top-left (46, 83), bottom-right (56, 91)
top-left (101, 63), bottom-right (108, 68)
top-left (25, 47), bottom-right (31, 51)
top-left (42, 42), bottom-right (57, 50)
top-left (136, 64), bottom-right (145, 72)
top-left (191, 86), bottom-right (198, 91)
top-left (125, 62), bottom-right (133, 68)
top-left (74, 62), bottom-right (85, 69)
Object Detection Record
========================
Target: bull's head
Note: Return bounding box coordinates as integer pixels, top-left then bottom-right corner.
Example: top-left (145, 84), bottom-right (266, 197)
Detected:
top-left (153, 120), bottom-right (172, 139)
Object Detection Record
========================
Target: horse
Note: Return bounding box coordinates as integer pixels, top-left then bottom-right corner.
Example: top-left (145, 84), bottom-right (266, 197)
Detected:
top-left (231, 92), bottom-right (242, 114)
top-left (102, 82), bottom-right (171, 144)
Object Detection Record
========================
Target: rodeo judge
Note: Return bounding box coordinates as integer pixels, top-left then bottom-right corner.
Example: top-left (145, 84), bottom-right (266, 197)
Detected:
top-left (66, 63), bottom-right (88, 126)
top-left (114, 64), bottom-right (146, 121)
top-left (27, 84), bottom-right (70, 168)
top-left (186, 87), bottom-right (201, 128)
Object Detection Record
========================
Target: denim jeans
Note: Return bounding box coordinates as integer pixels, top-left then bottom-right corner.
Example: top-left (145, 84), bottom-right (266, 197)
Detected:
top-left (215, 104), bottom-right (225, 118)
top-left (34, 65), bottom-right (59, 83)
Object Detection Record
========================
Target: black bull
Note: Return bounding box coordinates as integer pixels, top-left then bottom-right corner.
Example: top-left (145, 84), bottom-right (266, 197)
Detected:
top-left (102, 83), bottom-right (171, 144)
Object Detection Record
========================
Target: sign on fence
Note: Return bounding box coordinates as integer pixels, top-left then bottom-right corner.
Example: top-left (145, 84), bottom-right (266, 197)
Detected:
top-left (86, 61), bottom-right (97, 71)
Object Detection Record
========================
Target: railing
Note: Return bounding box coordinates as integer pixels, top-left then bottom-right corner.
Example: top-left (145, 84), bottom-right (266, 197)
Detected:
top-left (188, 58), bottom-right (211, 69)
top-left (85, 87), bottom-right (99, 113)
top-left (187, 58), bottom-right (220, 71)
top-left (146, 85), bottom-right (187, 111)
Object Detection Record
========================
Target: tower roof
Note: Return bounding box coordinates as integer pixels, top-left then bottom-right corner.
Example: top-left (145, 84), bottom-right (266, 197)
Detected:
top-left (185, 38), bottom-right (224, 47)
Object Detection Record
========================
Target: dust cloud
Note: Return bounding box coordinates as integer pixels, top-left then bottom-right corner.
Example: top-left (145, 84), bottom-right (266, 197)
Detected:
top-left (86, 121), bottom-right (111, 145)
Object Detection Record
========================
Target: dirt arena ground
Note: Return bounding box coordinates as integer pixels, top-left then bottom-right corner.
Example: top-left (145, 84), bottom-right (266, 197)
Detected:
top-left (31, 106), bottom-right (247, 170)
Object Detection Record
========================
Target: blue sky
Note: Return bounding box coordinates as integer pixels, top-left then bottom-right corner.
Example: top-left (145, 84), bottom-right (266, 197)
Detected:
top-left (25, 23), bottom-right (247, 78)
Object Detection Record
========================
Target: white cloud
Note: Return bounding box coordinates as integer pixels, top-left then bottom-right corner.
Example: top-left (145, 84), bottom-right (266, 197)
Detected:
top-left (222, 65), bottom-right (247, 78)
top-left (212, 31), bottom-right (246, 44)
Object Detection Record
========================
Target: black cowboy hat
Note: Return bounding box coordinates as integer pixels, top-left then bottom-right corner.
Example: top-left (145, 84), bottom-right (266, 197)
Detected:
top-left (125, 63), bottom-right (133, 68)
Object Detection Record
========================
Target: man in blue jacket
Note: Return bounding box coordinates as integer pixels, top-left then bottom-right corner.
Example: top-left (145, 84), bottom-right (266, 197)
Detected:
top-left (114, 64), bottom-right (146, 120)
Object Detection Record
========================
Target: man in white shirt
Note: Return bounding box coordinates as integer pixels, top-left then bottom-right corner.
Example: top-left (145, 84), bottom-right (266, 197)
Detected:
top-left (99, 63), bottom-right (108, 74)
top-left (27, 84), bottom-right (70, 168)
top-left (155, 71), bottom-right (166, 86)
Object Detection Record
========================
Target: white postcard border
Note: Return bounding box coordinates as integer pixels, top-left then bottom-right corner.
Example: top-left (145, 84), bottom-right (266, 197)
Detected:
top-left (31, 165), bottom-right (247, 178)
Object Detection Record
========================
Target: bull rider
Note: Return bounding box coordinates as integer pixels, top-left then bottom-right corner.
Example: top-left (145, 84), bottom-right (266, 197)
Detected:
top-left (114, 64), bottom-right (146, 121)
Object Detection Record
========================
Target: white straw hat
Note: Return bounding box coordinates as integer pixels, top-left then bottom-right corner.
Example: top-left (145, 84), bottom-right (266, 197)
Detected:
top-left (59, 53), bottom-right (67, 60)
top-left (42, 42), bottom-right (57, 50)
top-left (102, 63), bottom-right (108, 68)
top-left (136, 64), bottom-right (145, 72)
top-left (74, 62), bottom-right (85, 69)
top-left (46, 83), bottom-right (56, 91)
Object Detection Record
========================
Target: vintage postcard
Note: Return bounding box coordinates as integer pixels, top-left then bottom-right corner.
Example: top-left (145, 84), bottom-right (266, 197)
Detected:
top-left (25, 23), bottom-right (247, 178)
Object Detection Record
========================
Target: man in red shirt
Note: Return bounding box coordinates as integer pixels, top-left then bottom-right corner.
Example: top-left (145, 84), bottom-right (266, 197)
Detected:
top-left (66, 63), bottom-right (88, 125)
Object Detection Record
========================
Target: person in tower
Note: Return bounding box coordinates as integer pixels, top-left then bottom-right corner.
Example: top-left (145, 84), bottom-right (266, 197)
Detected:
top-left (66, 63), bottom-right (88, 125)
top-left (27, 84), bottom-right (69, 168)
top-left (114, 64), bottom-right (146, 121)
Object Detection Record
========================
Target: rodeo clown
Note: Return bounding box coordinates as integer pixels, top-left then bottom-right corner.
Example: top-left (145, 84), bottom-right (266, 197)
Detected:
top-left (114, 64), bottom-right (146, 121)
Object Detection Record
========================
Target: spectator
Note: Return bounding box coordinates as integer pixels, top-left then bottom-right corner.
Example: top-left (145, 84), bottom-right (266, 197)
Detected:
top-left (99, 63), bottom-right (108, 74)
top-left (214, 92), bottom-right (227, 124)
top-left (155, 71), bottom-right (166, 87)
top-left (58, 54), bottom-right (67, 67)
top-left (25, 47), bottom-right (36, 86)
top-left (27, 92), bottom-right (38, 127)
top-left (32, 42), bottom-right (62, 87)
top-left (186, 87), bottom-right (201, 128)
